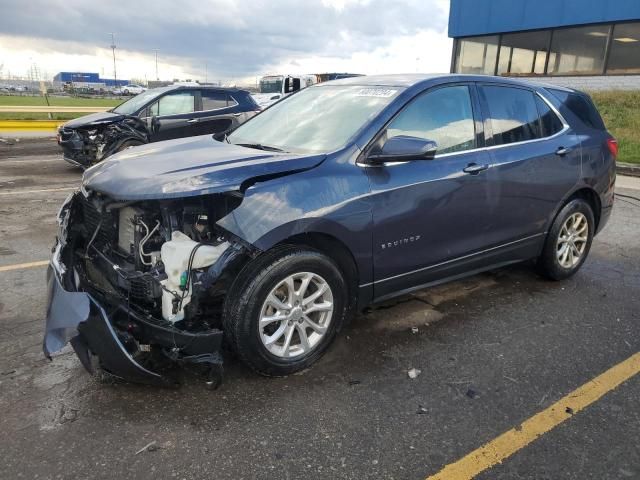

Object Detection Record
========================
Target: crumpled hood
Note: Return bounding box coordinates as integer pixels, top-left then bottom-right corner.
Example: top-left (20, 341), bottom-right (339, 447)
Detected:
top-left (82, 135), bottom-right (326, 200)
top-left (62, 111), bottom-right (125, 129)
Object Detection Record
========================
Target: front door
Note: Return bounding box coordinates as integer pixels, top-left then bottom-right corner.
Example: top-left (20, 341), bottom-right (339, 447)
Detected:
top-left (365, 84), bottom-right (498, 300)
top-left (146, 90), bottom-right (198, 142)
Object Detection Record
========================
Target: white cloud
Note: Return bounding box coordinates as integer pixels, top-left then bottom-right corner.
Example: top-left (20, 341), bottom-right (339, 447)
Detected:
top-left (0, 0), bottom-right (451, 84)
top-left (267, 29), bottom-right (453, 78)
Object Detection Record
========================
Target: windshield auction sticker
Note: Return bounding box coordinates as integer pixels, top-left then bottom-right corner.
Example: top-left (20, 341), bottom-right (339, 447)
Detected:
top-left (355, 88), bottom-right (398, 98)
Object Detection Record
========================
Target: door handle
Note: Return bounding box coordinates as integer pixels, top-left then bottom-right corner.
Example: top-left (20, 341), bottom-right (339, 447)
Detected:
top-left (186, 118), bottom-right (199, 123)
top-left (463, 163), bottom-right (489, 174)
top-left (556, 146), bottom-right (572, 156)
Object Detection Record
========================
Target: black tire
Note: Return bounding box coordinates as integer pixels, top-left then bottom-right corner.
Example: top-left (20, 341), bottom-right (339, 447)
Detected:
top-left (537, 198), bottom-right (595, 280)
top-left (223, 246), bottom-right (348, 377)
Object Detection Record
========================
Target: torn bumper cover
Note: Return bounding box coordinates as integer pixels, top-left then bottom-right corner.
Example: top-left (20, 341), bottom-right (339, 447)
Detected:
top-left (43, 196), bottom-right (224, 387)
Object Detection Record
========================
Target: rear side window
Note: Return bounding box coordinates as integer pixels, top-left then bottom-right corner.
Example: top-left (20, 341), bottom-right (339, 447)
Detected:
top-left (535, 96), bottom-right (564, 137)
top-left (202, 91), bottom-right (234, 110)
top-left (547, 89), bottom-right (605, 130)
top-left (481, 86), bottom-right (540, 145)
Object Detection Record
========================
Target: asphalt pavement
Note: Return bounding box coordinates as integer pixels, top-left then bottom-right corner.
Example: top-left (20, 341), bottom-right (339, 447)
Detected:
top-left (1, 140), bottom-right (639, 479)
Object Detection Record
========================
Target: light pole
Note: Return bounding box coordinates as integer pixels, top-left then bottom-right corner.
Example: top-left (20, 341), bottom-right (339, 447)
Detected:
top-left (110, 33), bottom-right (118, 88)
top-left (154, 49), bottom-right (159, 81)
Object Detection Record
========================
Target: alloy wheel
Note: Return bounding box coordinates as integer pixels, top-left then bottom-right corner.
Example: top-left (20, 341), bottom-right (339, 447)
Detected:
top-left (258, 272), bottom-right (334, 358)
top-left (556, 212), bottom-right (588, 268)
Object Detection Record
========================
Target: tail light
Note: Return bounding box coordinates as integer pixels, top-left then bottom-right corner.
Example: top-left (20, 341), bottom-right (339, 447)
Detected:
top-left (606, 138), bottom-right (618, 159)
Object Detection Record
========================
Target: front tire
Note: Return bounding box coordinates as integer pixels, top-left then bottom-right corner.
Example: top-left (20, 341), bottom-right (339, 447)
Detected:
top-left (224, 247), bottom-right (347, 376)
top-left (538, 198), bottom-right (595, 280)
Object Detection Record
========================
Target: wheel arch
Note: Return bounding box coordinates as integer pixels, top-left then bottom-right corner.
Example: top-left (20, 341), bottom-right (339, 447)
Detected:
top-left (276, 232), bottom-right (360, 314)
top-left (546, 186), bottom-right (602, 234)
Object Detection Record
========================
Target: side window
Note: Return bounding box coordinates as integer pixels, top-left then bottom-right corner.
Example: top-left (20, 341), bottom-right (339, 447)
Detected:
top-left (482, 86), bottom-right (540, 145)
top-left (535, 95), bottom-right (564, 137)
top-left (548, 89), bottom-right (605, 130)
top-left (156, 92), bottom-right (196, 116)
top-left (202, 91), bottom-right (228, 111)
top-left (227, 95), bottom-right (239, 108)
top-left (386, 85), bottom-right (476, 155)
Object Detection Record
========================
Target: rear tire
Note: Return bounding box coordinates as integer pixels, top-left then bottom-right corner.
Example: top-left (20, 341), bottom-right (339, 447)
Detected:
top-left (223, 246), bottom-right (347, 377)
top-left (537, 198), bottom-right (594, 280)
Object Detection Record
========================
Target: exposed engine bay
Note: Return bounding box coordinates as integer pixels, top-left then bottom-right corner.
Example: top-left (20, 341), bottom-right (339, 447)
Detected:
top-left (58, 117), bottom-right (148, 168)
top-left (47, 189), bottom-right (256, 387)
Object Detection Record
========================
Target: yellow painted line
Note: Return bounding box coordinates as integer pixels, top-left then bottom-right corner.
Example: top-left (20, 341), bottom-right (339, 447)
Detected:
top-left (0, 120), bottom-right (60, 129)
top-left (426, 351), bottom-right (640, 480)
top-left (0, 260), bottom-right (49, 273)
top-left (0, 186), bottom-right (76, 196)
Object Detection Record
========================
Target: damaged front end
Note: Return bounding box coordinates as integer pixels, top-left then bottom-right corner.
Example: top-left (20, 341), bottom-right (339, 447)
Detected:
top-left (44, 189), bottom-right (255, 387)
top-left (58, 116), bottom-right (148, 168)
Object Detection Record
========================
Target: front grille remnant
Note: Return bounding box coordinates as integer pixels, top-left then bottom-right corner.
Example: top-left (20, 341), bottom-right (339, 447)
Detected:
top-left (80, 195), bottom-right (117, 246)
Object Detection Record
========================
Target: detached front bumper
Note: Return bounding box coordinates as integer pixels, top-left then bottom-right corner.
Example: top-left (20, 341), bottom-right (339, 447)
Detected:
top-left (43, 194), bottom-right (225, 387)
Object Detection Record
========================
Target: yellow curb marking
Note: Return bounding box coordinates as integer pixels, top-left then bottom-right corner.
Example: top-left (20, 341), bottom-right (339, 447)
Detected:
top-left (0, 260), bottom-right (49, 272)
top-left (426, 351), bottom-right (640, 479)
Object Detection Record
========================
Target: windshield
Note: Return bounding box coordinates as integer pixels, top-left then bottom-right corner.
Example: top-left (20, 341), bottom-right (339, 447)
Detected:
top-left (229, 85), bottom-right (402, 153)
top-left (259, 78), bottom-right (283, 94)
top-left (112, 89), bottom-right (164, 115)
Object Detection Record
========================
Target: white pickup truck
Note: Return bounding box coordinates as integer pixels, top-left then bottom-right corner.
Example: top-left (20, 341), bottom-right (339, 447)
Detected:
top-left (252, 74), bottom-right (317, 108)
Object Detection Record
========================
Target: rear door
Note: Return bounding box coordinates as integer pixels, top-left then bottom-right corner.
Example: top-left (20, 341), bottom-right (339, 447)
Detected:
top-left (190, 90), bottom-right (239, 137)
top-left (146, 90), bottom-right (198, 141)
top-left (477, 84), bottom-right (581, 245)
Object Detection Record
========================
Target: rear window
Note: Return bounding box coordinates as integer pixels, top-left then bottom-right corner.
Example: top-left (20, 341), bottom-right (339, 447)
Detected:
top-left (547, 89), bottom-right (605, 130)
top-left (481, 85), bottom-right (541, 146)
top-left (535, 95), bottom-right (564, 137)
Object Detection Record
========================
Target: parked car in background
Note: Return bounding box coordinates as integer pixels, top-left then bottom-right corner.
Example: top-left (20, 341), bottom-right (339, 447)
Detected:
top-left (57, 85), bottom-right (260, 167)
top-left (113, 84), bottom-right (147, 95)
top-left (45, 74), bottom-right (615, 387)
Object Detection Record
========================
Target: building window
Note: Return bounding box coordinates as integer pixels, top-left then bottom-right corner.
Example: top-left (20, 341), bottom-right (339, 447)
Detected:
top-left (497, 31), bottom-right (551, 76)
top-left (606, 22), bottom-right (640, 74)
top-left (547, 25), bottom-right (609, 75)
top-left (455, 35), bottom-right (499, 75)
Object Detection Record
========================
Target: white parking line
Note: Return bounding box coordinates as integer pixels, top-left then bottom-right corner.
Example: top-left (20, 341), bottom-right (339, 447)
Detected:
top-left (0, 186), bottom-right (76, 196)
top-left (0, 158), bottom-right (63, 165)
top-left (0, 260), bottom-right (49, 272)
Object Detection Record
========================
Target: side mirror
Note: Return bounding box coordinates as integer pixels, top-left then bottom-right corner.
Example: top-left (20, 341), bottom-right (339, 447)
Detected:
top-left (367, 135), bottom-right (438, 163)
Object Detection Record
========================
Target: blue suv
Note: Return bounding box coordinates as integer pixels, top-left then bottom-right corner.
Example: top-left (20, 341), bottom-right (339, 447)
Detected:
top-left (44, 74), bottom-right (616, 386)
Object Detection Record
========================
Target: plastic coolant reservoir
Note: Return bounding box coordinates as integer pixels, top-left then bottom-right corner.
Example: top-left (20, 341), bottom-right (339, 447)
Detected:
top-left (160, 231), bottom-right (228, 322)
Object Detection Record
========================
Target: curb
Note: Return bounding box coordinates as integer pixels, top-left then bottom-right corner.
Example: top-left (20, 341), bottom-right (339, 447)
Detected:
top-left (617, 162), bottom-right (640, 178)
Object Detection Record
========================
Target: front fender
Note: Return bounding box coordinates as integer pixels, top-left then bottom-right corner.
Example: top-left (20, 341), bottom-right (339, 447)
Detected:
top-left (216, 149), bottom-right (374, 285)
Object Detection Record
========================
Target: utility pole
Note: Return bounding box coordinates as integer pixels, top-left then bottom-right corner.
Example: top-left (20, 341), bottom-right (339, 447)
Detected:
top-left (110, 33), bottom-right (117, 87)
top-left (154, 49), bottom-right (159, 81)
top-left (204, 62), bottom-right (208, 83)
